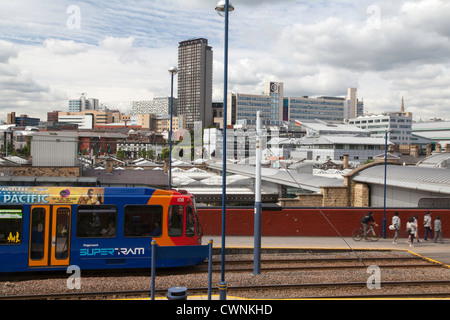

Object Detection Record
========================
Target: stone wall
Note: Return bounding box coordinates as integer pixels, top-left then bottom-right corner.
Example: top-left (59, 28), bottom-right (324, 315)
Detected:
top-left (279, 194), bottom-right (323, 207)
top-left (0, 166), bottom-right (81, 177)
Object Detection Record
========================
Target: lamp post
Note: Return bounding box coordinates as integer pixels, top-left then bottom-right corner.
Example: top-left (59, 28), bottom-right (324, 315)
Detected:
top-left (168, 66), bottom-right (178, 190)
top-left (383, 128), bottom-right (393, 239)
top-left (216, 0), bottom-right (234, 301)
top-left (254, 111), bottom-right (262, 275)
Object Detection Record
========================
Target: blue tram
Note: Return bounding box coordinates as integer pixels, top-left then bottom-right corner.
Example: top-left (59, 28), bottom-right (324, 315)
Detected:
top-left (0, 186), bottom-right (205, 272)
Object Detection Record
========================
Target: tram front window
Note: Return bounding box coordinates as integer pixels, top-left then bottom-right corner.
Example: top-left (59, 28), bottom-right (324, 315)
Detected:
top-left (168, 205), bottom-right (183, 237)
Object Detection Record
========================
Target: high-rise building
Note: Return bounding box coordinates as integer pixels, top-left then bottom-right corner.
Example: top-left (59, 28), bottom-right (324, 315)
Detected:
top-left (177, 38), bottom-right (213, 129)
top-left (69, 94), bottom-right (99, 112)
top-left (344, 88), bottom-right (364, 119)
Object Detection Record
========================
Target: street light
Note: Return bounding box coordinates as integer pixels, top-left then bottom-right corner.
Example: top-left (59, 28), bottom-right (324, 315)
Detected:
top-left (215, 0), bottom-right (234, 16)
top-left (383, 128), bottom-right (393, 239)
top-left (216, 0), bottom-right (234, 301)
top-left (168, 66), bottom-right (178, 190)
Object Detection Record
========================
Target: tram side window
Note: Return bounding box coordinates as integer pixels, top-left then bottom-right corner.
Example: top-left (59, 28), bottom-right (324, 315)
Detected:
top-left (168, 205), bottom-right (184, 237)
top-left (186, 205), bottom-right (195, 237)
top-left (76, 205), bottom-right (117, 238)
top-left (124, 205), bottom-right (162, 237)
top-left (30, 208), bottom-right (46, 259)
top-left (0, 207), bottom-right (22, 245)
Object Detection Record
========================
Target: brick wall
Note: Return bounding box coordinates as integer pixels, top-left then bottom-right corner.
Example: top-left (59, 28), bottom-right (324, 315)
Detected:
top-left (353, 183), bottom-right (370, 207)
top-left (322, 186), bottom-right (349, 207)
top-left (198, 207), bottom-right (450, 238)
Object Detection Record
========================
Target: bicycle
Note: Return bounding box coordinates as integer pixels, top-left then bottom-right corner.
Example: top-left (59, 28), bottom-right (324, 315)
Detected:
top-left (352, 224), bottom-right (380, 241)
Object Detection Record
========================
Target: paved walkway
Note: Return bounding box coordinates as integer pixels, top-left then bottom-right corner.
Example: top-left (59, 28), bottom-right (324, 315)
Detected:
top-left (205, 235), bottom-right (450, 266)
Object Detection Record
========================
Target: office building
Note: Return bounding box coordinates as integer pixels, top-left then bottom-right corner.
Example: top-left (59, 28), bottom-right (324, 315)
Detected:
top-left (69, 94), bottom-right (99, 112)
top-left (348, 112), bottom-right (413, 144)
top-left (287, 88), bottom-right (363, 124)
top-left (228, 82), bottom-right (284, 126)
top-left (14, 114), bottom-right (40, 127)
top-left (177, 38), bottom-right (213, 129)
top-left (131, 98), bottom-right (178, 117)
top-left (227, 82), bottom-right (363, 126)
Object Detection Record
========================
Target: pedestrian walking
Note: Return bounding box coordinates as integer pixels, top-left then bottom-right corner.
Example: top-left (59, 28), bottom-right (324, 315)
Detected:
top-left (413, 215), bottom-right (420, 243)
top-left (434, 215), bottom-right (444, 244)
top-left (423, 211), bottom-right (433, 241)
top-left (406, 218), bottom-right (416, 247)
top-left (392, 212), bottom-right (401, 244)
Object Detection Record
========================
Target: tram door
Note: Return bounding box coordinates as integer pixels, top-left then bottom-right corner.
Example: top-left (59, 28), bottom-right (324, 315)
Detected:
top-left (28, 205), bottom-right (71, 268)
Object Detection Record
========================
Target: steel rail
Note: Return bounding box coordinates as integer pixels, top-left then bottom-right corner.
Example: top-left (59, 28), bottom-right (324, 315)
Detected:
top-left (2, 280), bottom-right (450, 300)
top-left (205, 263), bottom-right (442, 273)
top-left (209, 256), bottom-right (423, 265)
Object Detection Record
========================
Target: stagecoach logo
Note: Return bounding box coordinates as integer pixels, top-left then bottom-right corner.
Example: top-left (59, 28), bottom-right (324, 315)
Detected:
top-left (80, 247), bottom-right (145, 257)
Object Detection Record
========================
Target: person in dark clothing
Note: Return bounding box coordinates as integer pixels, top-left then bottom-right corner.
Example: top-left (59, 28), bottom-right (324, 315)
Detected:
top-left (361, 211), bottom-right (378, 240)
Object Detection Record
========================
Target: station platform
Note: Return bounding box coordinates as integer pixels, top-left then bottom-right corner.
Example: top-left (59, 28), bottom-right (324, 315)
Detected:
top-left (205, 235), bottom-right (450, 266)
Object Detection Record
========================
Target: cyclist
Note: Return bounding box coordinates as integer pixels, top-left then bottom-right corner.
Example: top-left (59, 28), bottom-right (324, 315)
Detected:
top-left (361, 211), bottom-right (378, 240)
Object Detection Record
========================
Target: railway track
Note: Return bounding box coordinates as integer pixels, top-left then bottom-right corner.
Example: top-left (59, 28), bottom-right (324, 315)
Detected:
top-left (1, 251), bottom-right (449, 300)
top-left (2, 280), bottom-right (450, 300)
top-left (201, 255), bottom-right (444, 273)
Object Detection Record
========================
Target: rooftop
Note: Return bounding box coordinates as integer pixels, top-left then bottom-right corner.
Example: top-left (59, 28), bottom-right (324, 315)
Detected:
top-left (352, 164), bottom-right (450, 195)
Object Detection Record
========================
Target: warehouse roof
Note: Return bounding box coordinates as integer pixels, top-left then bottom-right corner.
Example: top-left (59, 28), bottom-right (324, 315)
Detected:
top-left (352, 164), bottom-right (450, 195)
top-left (208, 163), bottom-right (344, 192)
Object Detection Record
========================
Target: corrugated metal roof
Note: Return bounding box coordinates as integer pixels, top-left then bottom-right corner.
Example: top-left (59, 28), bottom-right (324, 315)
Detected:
top-left (352, 165), bottom-right (450, 195)
top-left (416, 152), bottom-right (450, 168)
top-left (209, 163), bottom-right (344, 192)
top-left (301, 135), bottom-right (387, 145)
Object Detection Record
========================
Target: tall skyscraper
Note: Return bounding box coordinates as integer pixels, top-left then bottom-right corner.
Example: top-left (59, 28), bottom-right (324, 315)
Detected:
top-left (177, 38), bottom-right (213, 129)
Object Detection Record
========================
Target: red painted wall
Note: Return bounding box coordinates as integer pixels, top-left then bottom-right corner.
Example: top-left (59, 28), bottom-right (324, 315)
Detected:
top-left (197, 207), bottom-right (450, 238)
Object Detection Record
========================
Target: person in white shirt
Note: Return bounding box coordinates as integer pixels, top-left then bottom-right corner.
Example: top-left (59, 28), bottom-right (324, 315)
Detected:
top-left (406, 218), bottom-right (417, 247)
top-left (392, 212), bottom-right (401, 244)
top-left (423, 211), bottom-right (432, 241)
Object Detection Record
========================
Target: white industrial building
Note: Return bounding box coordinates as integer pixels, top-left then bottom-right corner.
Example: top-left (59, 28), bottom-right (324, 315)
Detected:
top-left (348, 112), bottom-right (413, 144)
top-left (58, 114), bottom-right (94, 130)
top-left (31, 133), bottom-right (78, 167)
top-left (292, 135), bottom-right (388, 164)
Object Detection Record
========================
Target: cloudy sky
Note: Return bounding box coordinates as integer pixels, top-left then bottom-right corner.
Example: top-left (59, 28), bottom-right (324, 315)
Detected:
top-left (1, 0), bottom-right (450, 122)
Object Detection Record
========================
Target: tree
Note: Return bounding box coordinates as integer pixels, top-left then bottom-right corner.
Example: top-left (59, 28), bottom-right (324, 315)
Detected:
top-left (160, 148), bottom-right (170, 160)
top-left (116, 148), bottom-right (126, 160)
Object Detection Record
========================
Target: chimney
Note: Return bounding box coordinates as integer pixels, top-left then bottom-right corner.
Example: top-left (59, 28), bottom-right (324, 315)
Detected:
top-left (401, 97), bottom-right (405, 113)
top-left (105, 158), bottom-right (114, 173)
top-left (446, 144), bottom-right (450, 153)
top-left (426, 143), bottom-right (432, 157)
top-left (343, 154), bottom-right (349, 169)
top-left (436, 143), bottom-right (442, 153)
top-left (410, 144), bottom-right (419, 158)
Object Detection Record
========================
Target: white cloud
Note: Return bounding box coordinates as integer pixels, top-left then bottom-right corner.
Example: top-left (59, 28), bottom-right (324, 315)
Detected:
top-left (1, 0), bottom-right (450, 122)
top-left (0, 40), bottom-right (18, 62)
top-left (44, 39), bottom-right (88, 55)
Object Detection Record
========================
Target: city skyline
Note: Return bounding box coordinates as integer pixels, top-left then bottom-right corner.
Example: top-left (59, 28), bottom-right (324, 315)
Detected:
top-left (1, 0), bottom-right (450, 122)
